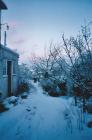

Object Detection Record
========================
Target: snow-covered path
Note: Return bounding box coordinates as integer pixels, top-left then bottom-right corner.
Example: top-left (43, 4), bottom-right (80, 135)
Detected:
top-left (0, 82), bottom-right (92, 140)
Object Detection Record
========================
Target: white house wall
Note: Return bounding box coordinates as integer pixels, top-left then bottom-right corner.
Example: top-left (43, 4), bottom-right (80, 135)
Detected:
top-left (0, 46), bottom-right (19, 100)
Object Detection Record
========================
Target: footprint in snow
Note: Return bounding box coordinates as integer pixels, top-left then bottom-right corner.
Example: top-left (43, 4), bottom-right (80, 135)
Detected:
top-left (16, 126), bottom-right (22, 136)
top-left (26, 108), bottom-right (31, 112)
top-left (25, 112), bottom-right (32, 120)
top-left (30, 111), bottom-right (36, 116)
top-left (33, 106), bottom-right (37, 109)
top-left (17, 134), bottom-right (24, 140)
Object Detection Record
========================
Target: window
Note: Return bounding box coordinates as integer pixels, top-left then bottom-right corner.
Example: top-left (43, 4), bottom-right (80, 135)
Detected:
top-left (3, 60), bottom-right (7, 75)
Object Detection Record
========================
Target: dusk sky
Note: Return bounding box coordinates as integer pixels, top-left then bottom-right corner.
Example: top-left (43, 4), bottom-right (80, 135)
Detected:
top-left (2, 0), bottom-right (92, 62)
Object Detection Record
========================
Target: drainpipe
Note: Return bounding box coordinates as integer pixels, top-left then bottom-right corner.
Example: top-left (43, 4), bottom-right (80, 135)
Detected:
top-left (4, 30), bottom-right (6, 46)
top-left (0, 10), bottom-right (1, 45)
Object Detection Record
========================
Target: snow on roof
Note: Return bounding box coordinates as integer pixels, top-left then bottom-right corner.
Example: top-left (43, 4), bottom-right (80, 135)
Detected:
top-left (0, 44), bottom-right (19, 57)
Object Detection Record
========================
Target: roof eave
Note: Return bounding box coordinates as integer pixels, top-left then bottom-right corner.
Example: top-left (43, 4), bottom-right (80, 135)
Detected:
top-left (0, 0), bottom-right (8, 10)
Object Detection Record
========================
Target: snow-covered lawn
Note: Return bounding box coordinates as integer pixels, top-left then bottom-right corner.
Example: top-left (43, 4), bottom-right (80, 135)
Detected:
top-left (0, 82), bottom-right (92, 140)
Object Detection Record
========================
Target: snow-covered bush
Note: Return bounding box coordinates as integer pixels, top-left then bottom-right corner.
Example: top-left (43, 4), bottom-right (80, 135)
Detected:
top-left (86, 98), bottom-right (92, 113)
top-left (71, 52), bottom-right (92, 98)
top-left (17, 81), bottom-right (30, 95)
top-left (48, 86), bottom-right (61, 97)
top-left (40, 78), bottom-right (67, 97)
top-left (0, 96), bottom-right (20, 112)
top-left (19, 63), bottom-right (32, 82)
top-left (7, 96), bottom-right (19, 105)
top-left (0, 102), bottom-right (9, 112)
top-left (40, 78), bottom-right (53, 92)
top-left (31, 45), bottom-right (68, 96)
top-left (58, 81), bottom-right (67, 95)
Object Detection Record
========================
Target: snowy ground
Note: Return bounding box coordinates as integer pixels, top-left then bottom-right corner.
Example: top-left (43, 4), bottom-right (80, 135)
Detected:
top-left (0, 82), bottom-right (92, 140)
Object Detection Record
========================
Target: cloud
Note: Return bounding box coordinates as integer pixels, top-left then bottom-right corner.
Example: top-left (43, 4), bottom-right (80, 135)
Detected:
top-left (9, 21), bottom-right (20, 28)
top-left (12, 38), bottom-right (26, 45)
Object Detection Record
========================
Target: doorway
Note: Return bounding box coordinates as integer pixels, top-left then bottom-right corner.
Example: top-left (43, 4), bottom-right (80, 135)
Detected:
top-left (7, 61), bottom-right (12, 96)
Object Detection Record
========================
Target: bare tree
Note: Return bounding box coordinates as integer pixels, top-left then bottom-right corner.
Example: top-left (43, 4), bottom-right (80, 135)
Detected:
top-left (32, 43), bottom-right (66, 82)
top-left (60, 23), bottom-right (92, 111)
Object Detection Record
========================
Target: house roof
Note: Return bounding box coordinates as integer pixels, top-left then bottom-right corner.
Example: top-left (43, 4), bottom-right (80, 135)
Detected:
top-left (0, 0), bottom-right (7, 10)
top-left (0, 44), bottom-right (19, 57)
